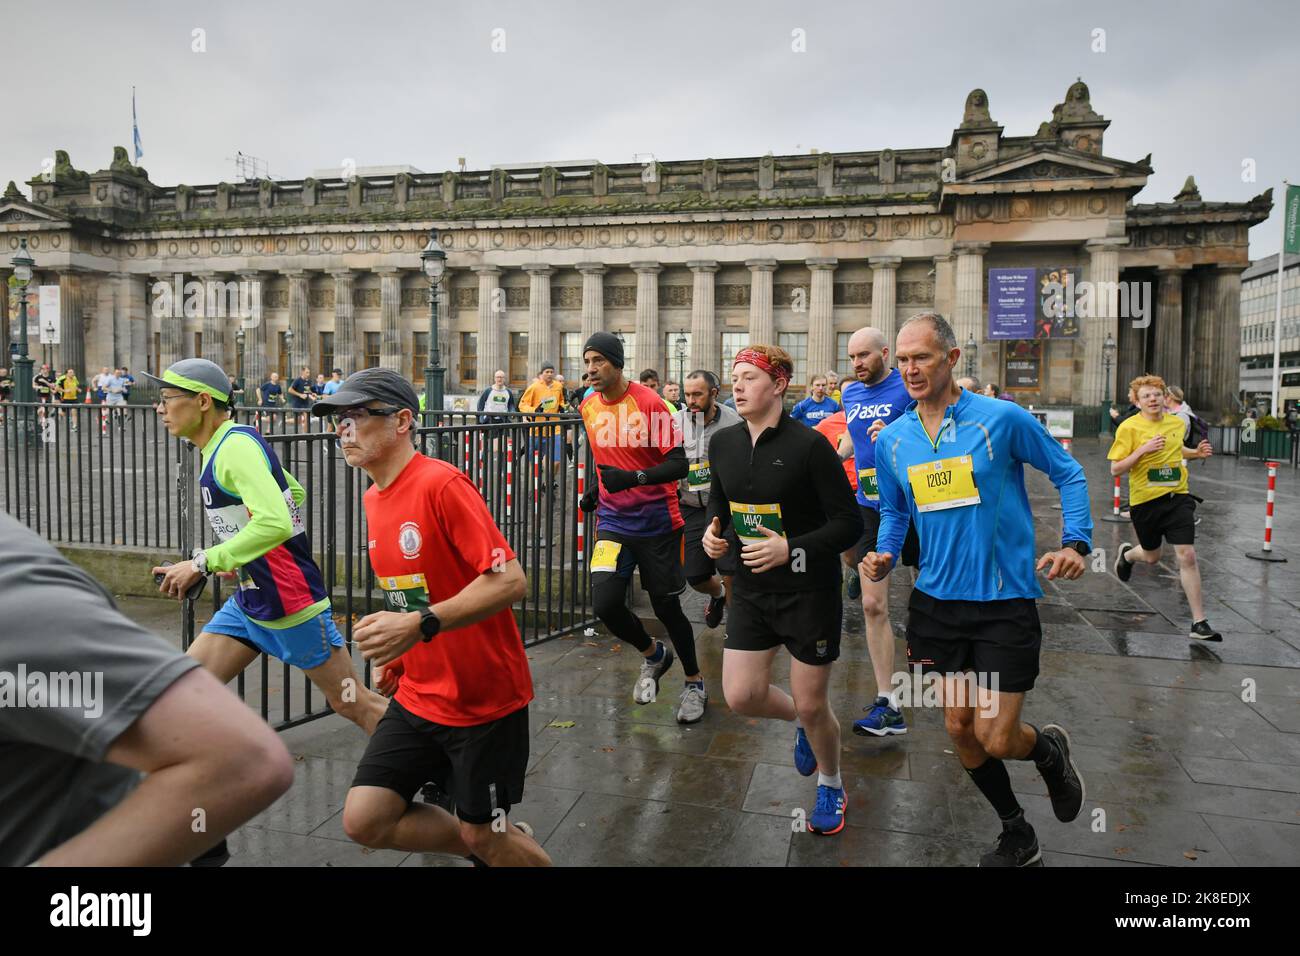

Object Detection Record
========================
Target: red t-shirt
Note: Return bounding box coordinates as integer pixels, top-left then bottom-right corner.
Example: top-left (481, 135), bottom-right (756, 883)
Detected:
top-left (814, 411), bottom-right (857, 490)
top-left (364, 453), bottom-right (533, 727)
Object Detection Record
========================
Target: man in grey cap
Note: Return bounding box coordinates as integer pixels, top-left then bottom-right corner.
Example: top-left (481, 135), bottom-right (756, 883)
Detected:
top-left (145, 358), bottom-right (389, 863)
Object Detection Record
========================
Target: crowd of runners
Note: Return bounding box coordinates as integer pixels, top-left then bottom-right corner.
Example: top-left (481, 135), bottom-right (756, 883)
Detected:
top-left (2, 310), bottom-right (1227, 868)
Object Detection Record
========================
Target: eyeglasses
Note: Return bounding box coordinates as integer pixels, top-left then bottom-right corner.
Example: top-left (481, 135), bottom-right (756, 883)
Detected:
top-left (336, 405), bottom-right (401, 419)
top-left (155, 392), bottom-right (197, 407)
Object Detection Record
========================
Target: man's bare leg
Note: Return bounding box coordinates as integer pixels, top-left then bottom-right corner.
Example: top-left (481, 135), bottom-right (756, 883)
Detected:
top-left (304, 645), bottom-right (390, 735)
top-left (721, 646), bottom-right (794, 721)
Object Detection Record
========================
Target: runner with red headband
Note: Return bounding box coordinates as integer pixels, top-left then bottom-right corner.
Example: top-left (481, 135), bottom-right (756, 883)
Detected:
top-left (703, 344), bottom-right (861, 835)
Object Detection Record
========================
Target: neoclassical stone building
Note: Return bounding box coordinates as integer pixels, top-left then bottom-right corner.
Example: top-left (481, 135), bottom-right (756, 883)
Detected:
top-left (0, 81), bottom-right (1271, 417)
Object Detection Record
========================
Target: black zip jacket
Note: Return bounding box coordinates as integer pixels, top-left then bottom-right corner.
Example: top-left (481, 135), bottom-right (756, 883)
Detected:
top-left (706, 411), bottom-right (861, 593)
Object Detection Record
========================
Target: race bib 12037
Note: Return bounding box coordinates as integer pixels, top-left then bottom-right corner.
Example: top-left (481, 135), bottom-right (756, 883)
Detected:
top-left (906, 456), bottom-right (981, 513)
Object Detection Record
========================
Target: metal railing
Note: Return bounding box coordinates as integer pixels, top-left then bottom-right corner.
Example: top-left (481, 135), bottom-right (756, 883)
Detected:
top-left (2, 400), bottom-right (597, 729)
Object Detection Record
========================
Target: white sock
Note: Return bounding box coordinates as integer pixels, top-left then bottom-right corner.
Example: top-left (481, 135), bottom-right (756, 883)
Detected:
top-left (794, 716), bottom-right (803, 730)
top-left (817, 771), bottom-right (843, 790)
top-left (884, 689), bottom-right (901, 710)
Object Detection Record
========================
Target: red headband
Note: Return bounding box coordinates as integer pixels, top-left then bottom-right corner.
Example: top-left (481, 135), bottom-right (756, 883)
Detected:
top-left (733, 348), bottom-right (791, 384)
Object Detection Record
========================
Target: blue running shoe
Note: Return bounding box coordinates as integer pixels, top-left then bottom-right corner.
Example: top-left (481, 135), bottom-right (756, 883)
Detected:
top-left (794, 726), bottom-right (817, 776)
top-left (853, 696), bottom-right (908, 737)
top-left (808, 785), bottom-right (847, 835)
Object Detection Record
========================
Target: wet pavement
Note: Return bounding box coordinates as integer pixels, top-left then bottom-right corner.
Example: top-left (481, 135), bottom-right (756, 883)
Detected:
top-left (119, 438), bottom-right (1300, 866)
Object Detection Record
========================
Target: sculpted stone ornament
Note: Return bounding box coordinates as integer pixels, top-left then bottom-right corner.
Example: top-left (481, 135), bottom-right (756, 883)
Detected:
top-left (109, 146), bottom-right (149, 181)
top-left (1174, 175), bottom-right (1202, 203)
top-left (45, 150), bottom-right (90, 187)
top-left (3, 180), bottom-right (23, 201)
top-left (960, 88), bottom-right (994, 128)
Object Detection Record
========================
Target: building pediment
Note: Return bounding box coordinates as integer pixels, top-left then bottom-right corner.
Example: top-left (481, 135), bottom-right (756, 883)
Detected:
top-left (962, 148), bottom-right (1141, 185)
top-left (0, 199), bottom-right (70, 227)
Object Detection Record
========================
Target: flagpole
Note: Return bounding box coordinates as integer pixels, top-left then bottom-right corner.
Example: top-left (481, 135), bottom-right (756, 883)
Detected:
top-left (1271, 180), bottom-right (1288, 417)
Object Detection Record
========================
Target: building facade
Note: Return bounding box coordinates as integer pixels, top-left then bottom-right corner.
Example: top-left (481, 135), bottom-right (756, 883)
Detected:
top-left (1239, 252), bottom-right (1300, 413)
top-left (0, 81), bottom-right (1271, 418)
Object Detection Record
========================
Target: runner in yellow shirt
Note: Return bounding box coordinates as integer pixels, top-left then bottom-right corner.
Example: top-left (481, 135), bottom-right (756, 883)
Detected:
top-left (518, 362), bottom-right (567, 495)
top-left (1108, 374), bottom-right (1219, 641)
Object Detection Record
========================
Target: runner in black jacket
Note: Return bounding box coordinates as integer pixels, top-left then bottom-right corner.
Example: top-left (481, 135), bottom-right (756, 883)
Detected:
top-left (703, 344), bottom-right (860, 835)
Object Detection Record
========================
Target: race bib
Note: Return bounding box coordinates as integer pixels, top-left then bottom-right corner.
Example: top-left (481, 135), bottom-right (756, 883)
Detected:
top-left (688, 461), bottom-right (711, 491)
top-left (1147, 465), bottom-right (1181, 487)
top-left (380, 573), bottom-right (430, 612)
top-left (730, 502), bottom-right (785, 540)
top-left (858, 467), bottom-right (879, 502)
top-left (907, 456), bottom-right (981, 513)
top-left (590, 539), bottom-right (623, 574)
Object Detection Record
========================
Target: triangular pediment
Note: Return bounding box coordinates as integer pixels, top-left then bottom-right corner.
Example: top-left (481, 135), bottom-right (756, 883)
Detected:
top-left (963, 148), bottom-right (1138, 185)
top-left (0, 200), bottom-right (68, 225)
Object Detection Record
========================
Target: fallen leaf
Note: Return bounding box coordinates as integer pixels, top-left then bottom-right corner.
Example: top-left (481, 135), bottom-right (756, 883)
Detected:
top-left (548, 720), bottom-right (576, 729)
top-left (1115, 823), bottom-right (1128, 832)
top-left (1114, 847), bottom-right (1131, 855)
top-left (601, 747), bottom-right (615, 752)
top-left (1184, 851), bottom-right (1198, 860)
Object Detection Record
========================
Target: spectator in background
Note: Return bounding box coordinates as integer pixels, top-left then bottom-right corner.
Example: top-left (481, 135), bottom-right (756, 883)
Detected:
top-left (639, 369), bottom-right (661, 393)
top-left (477, 369), bottom-right (517, 423)
top-left (790, 374), bottom-right (841, 426)
top-left (956, 376), bottom-right (980, 393)
top-left (662, 380), bottom-right (682, 413)
top-left (1108, 385), bottom-right (1139, 426)
top-left (323, 368), bottom-right (344, 396)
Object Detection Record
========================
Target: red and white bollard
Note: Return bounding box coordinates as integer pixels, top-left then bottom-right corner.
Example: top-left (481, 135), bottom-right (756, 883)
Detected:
top-left (476, 434), bottom-right (485, 495)
top-left (1101, 473), bottom-right (1128, 522)
top-left (100, 400), bottom-right (108, 436)
top-left (462, 432), bottom-right (471, 473)
top-left (1060, 437), bottom-right (1072, 456)
top-left (533, 449), bottom-right (540, 507)
top-left (576, 460), bottom-right (586, 561)
top-left (505, 437), bottom-right (514, 521)
top-left (1246, 461), bottom-right (1288, 562)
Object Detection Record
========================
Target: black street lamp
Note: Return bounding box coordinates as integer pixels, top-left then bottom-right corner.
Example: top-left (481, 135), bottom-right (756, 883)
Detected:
top-left (282, 326), bottom-right (294, 380)
top-left (420, 228), bottom-right (447, 419)
top-left (1101, 330), bottom-right (1116, 434)
top-left (675, 332), bottom-right (687, 399)
top-left (964, 332), bottom-right (978, 379)
top-left (10, 239), bottom-right (35, 444)
top-left (235, 325), bottom-right (246, 404)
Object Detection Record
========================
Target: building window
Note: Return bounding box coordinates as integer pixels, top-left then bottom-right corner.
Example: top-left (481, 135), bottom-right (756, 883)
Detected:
top-left (364, 332), bottom-right (380, 369)
top-left (609, 332), bottom-right (636, 376)
top-left (561, 332), bottom-right (583, 385)
top-left (193, 332), bottom-right (202, 360)
top-left (664, 331), bottom-right (691, 386)
top-left (777, 333), bottom-right (808, 395)
top-left (411, 332), bottom-right (428, 382)
top-left (152, 332), bottom-right (161, 376)
top-left (719, 332), bottom-right (749, 390)
top-left (459, 332), bottom-right (477, 388)
top-left (277, 331), bottom-right (289, 378)
top-left (509, 332), bottom-right (529, 386)
top-left (319, 332), bottom-right (334, 376)
top-left (836, 332), bottom-right (853, 380)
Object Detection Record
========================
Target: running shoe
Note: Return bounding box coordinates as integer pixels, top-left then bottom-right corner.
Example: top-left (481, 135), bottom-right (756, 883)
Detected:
top-left (846, 572), bottom-right (861, 600)
top-left (190, 838), bottom-right (231, 868)
top-left (704, 593), bottom-right (726, 629)
top-left (633, 642), bottom-right (675, 704)
top-left (793, 726), bottom-right (818, 776)
top-left (1114, 542), bottom-right (1134, 582)
top-left (676, 683), bottom-right (708, 724)
top-left (1038, 723), bottom-right (1085, 823)
top-left (1189, 620), bottom-right (1222, 642)
top-left (853, 696), bottom-right (908, 737)
top-left (978, 820), bottom-right (1041, 867)
top-left (808, 784), bottom-right (847, 835)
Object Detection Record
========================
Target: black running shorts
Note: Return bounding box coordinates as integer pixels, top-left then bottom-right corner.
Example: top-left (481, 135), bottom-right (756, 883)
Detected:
top-left (726, 584), bottom-right (843, 666)
top-left (905, 589), bottom-right (1042, 694)
top-left (1129, 492), bottom-right (1196, 551)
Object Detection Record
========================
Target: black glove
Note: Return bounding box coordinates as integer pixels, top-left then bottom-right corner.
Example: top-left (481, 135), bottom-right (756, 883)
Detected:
top-left (597, 464), bottom-right (637, 493)
top-left (580, 486), bottom-right (599, 513)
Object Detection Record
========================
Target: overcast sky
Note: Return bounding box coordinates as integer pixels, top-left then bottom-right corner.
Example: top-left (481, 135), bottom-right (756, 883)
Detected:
top-left (3, 0), bottom-right (1295, 257)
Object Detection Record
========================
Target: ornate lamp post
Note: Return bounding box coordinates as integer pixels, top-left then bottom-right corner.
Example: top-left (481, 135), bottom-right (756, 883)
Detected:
top-left (675, 332), bottom-right (687, 400)
top-left (10, 239), bottom-right (35, 445)
top-left (964, 332), bottom-right (978, 379)
top-left (420, 228), bottom-right (447, 418)
top-left (1101, 330), bottom-right (1116, 434)
top-left (282, 326), bottom-right (294, 379)
top-left (235, 325), bottom-right (246, 405)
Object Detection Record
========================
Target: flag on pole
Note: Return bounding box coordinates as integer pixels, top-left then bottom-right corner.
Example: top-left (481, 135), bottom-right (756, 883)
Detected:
top-left (1284, 183), bottom-right (1300, 255)
top-left (132, 87), bottom-right (144, 163)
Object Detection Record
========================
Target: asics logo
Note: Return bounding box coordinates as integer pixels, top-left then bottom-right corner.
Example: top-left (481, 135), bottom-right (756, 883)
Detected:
top-left (846, 403), bottom-right (894, 423)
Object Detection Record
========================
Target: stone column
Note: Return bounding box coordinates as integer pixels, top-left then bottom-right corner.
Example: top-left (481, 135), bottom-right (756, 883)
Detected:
top-left (1153, 266), bottom-right (1187, 382)
top-left (952, 242), bottom-right (989, 362)
top-left (237, 270), bottom-right (267, 391)
top-left (377, 270), bottom-right (402, 372)
top-left (577, 263), bottom-right (605, 347)
top-left (54, 272), bottom-right (85, 377)
top-left (632, 262), bottom-right (662, 376)
top-left (1209, 265), bottom-right (1245, 419)
top-left (687, 260), bottom-right (720, 375)
top-left (102, 274), bottom-right (128, 368)
top-left (329, 270), bottom-right (358, 375)
top-left (525, 264), bottom-right (555, 371)
top-left (0, 271), bottom-right (8, 356)
top-left (156, 272), bottom-right (184, 371)
top-left (283, 270), bottom-right (311, 374)
top-left (1180, 272), bottom-right (1199, 389)
top-left (193, 272), bottom-right (225, 367)
top-left (869, 255), bottom-right (902, 345)
top-left (1082, 238), bottom-right (1126, 406)
top-left (1190, 269), bottom-right (1217, 412)
top-left (806, 258), bottom-right (837, 379)
top-left (474, 265), bottom-right (503, 391)
top-left (746, 259), bottom-right (777, 344)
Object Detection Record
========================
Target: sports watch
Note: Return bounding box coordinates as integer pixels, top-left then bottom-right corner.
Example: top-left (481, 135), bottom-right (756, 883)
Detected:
top-left (191, 549), bottom-right (209, 574)
top-left (1062, 541), bottom-right (1090, 557)
top-left (635, 470), bottom-right (648, 485)
top-left (418, 607), bottom-right (442, 642)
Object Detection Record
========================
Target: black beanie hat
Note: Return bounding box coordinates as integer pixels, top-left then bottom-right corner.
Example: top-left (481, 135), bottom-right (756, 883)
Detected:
top-left (583, 331), bottom-right (625, 369)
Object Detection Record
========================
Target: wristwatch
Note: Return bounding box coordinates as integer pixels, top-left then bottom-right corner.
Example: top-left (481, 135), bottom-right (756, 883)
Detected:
top-left (191, 549), bottom-right (209, 574)
top-left (418, 607), bottom-right (442, 642)
top-left (635, 470), bottom-right (648, 485)
top-left (1062, 541), bottom-right (1090, 557)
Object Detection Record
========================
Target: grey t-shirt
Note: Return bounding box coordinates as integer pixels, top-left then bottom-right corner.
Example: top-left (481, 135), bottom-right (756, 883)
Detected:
top-left (0, 513), bottom-right (200, 866)
top-left (675, 402), bottom-right (742, 510)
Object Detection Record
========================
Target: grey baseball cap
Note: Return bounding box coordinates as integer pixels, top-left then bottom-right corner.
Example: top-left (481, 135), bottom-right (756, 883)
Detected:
top-left (310, 367), bottom-right (420, 417)
top-left (140, 358), bottom-right (232, 403)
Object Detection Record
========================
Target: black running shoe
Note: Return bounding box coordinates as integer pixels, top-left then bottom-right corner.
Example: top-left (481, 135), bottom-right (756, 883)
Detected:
top-left (1189, 620), bottom-right (1223, 642)
top-left (704, 593), bottom-right (726, 629)
top-left (1038, 724), bottom-right (1085, 823)
top-left (979, 820), bottom-right (1042, 867)
top-left (1114, 542), bottom-right (1134, 583)
top-left (190, 838), bottom-right (231, 868)
top-left (847, 573), bottom-right (861, 601)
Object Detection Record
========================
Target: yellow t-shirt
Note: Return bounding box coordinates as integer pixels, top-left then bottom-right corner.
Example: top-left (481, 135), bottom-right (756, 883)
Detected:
top-left (1107, 413), bottom-right (1189, 506)
top-left (60, 376), bottom-right (79, 401)
top-left (519, 379), bottom-right (566, 436)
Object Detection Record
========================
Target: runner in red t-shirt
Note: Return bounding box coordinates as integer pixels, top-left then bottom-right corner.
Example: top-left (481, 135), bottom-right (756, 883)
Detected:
top-left (313, 368), bottom-right (550, 867)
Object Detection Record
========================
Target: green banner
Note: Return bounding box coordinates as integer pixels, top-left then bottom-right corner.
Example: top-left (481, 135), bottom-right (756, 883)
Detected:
top-left (1285, 183), bottom-right (1300, 255)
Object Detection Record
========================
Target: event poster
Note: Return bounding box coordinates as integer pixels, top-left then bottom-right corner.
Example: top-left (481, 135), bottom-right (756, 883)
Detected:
top-left (988, 267), bottom-right (1081, 339)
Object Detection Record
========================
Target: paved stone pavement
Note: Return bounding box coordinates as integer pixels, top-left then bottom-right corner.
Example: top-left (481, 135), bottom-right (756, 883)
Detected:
top-left (119, 438), bottom-right (1300, 867)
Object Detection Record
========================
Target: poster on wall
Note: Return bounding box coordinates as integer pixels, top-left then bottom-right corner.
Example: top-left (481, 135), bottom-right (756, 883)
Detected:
top-left (1004, 340), bottom-right (1042, 390)
top-left (988, 267), bottom-right (1082, 339)
top-left (1036, 266), bottom-right (1081, 339)
top-left (6, 281), bottom-right (41, 340)
top-left (38, 286), bottom-right (61, 344)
